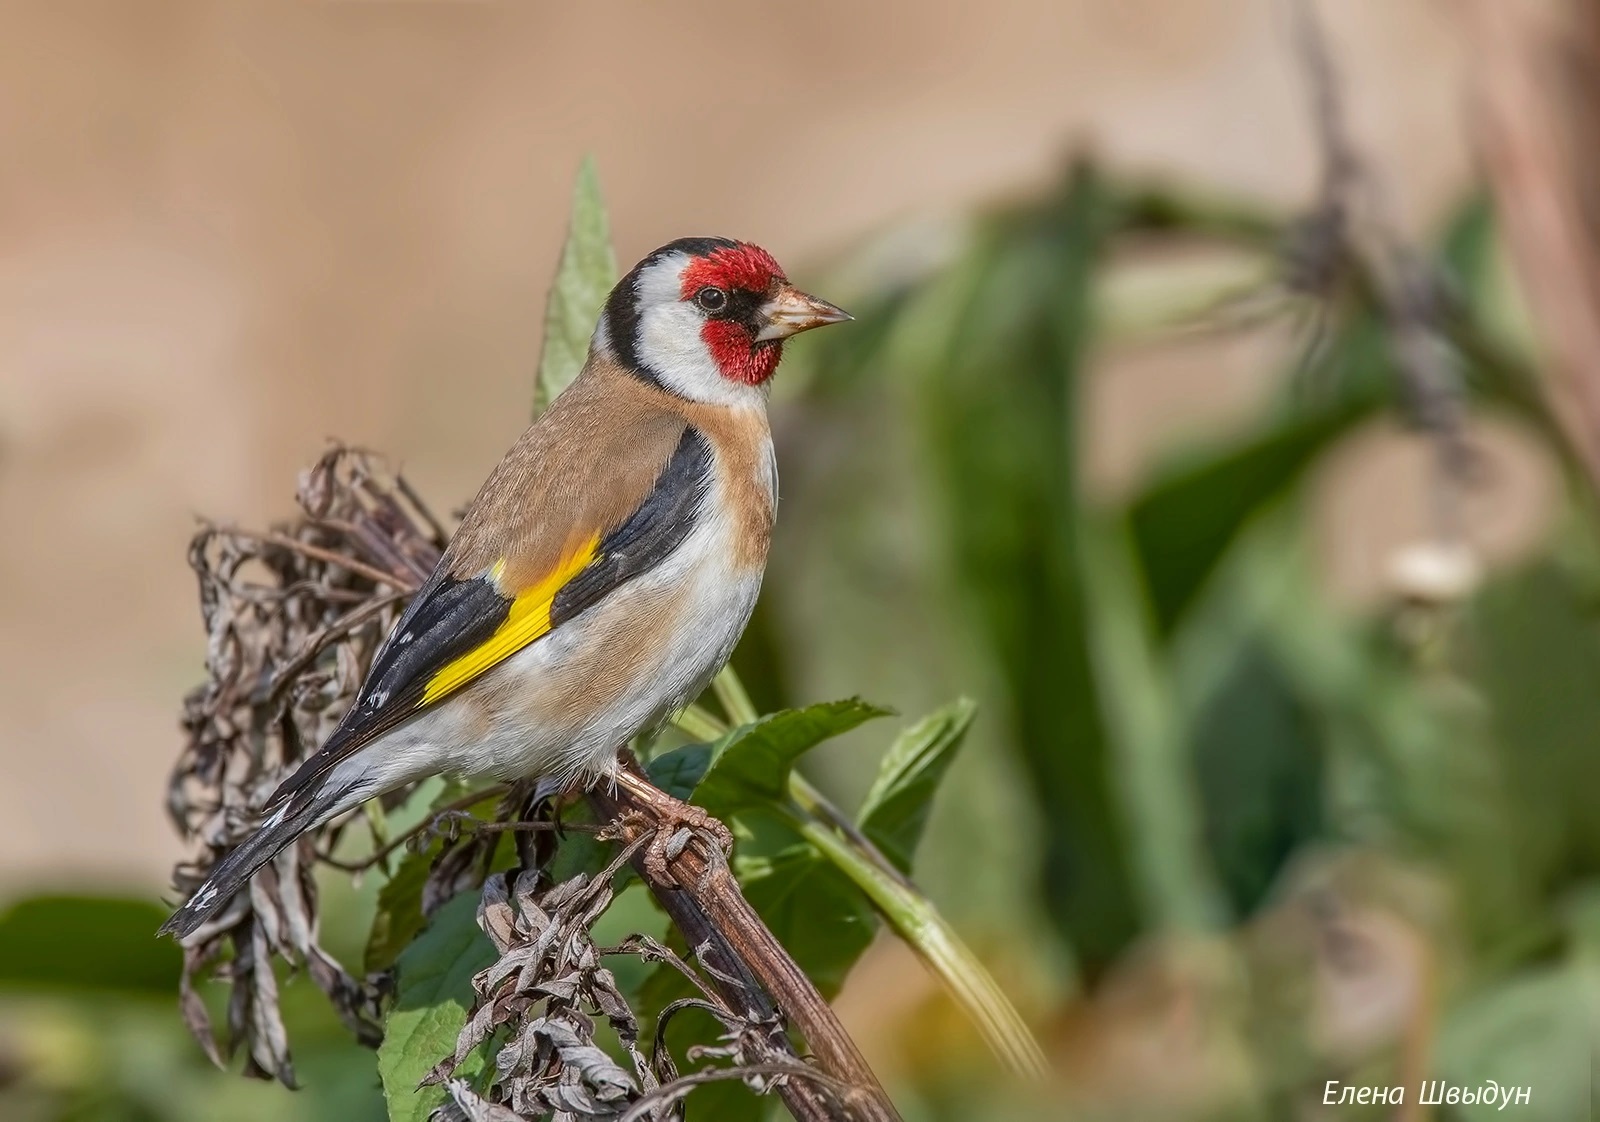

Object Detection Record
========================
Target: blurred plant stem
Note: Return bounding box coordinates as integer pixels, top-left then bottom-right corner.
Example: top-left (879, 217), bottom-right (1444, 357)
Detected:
top-left (1464, 0), bottom-right (1600, 486)
top-left (1094, 250), bottom-right (1283, 345)
top-left (711, 665), bottom-right (760, 725)
top-left (671, 701), bottom-right (725, 743)
top-left (673, 667), bottom-right (1050, 1080)
top-left (1080, 517), bottom-right (1229, 933)
top-left (780, 798), bottom-right (1050, 1081)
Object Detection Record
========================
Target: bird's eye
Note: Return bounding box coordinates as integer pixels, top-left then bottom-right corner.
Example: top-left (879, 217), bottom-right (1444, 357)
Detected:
top-left (695, 286), bottom-right (728, 314)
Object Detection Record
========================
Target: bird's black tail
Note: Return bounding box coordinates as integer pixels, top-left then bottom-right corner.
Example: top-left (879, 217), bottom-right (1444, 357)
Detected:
top-left (158, 788), bottom-right (340, 940)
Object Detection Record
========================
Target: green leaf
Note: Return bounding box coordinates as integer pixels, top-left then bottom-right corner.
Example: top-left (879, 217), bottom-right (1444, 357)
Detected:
top-left (918, 162), bottom-right (1140, 968)
top-left (1126, 399), bottom-right (1371, 637)
top-left (1190, 638), bottom-right (1325, 917)
top-left (633, 929), bottom-right (695, 1031)
top-left (1080, 516), bottom-right (1227, 934)
top-left (636, 711), bottom-right (890, 1022)
top-left (738, 844), bottom-right (878, 1000)
top-left (538, 746), bottom-right (717, 889)
top-left (1470, 561), bottom-right (1600, 882)
top-left (691, 699), bottom-right (891, 818)
top-left (856, 699), bottom-right (977, 873)
top-left (1436, 189), bottom-right (1496, 315)
top-left (377, 892), bottom-right (497, 1122)
top-left (647, 741), bottom-right (713, 800)
top-left (0, 895), bottom-right (179, 997)
top-left (637, 825), bottom-right (879, 1021)
top-left (1436, 962), bottom-right (1595, 1122)
top-left (365, 848), bottom-right (435, 975)
top-left (543, 799), bottom-right (623, 886)
top-left (535, 156), bottom-right (617, 414)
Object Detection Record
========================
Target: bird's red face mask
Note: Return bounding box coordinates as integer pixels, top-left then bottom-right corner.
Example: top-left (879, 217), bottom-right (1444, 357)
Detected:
top-left (677, 243), bottom-right (851, 386)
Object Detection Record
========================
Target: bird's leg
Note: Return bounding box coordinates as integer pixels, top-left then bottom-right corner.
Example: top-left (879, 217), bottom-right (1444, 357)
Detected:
top-left (608, 753), bottom-right (734, 885)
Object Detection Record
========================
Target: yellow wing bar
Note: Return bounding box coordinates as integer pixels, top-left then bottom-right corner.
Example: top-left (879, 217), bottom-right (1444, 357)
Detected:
top-left (419, 537), bottom-right (601, 706)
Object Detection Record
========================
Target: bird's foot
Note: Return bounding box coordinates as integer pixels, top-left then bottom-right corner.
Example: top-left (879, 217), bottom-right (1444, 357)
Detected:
top-left (642, 799), bottom-right (734, 885)
top-left (604, 753), bottom-right (734, 885)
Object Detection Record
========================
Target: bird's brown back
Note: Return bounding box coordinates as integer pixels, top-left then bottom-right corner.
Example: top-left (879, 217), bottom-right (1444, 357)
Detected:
top-left (445, 357), bottom-right (691, 590)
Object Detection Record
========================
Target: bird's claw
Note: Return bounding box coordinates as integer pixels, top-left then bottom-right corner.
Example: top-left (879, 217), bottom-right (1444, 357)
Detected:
top-left (641, 803), bottom-right (733, 886)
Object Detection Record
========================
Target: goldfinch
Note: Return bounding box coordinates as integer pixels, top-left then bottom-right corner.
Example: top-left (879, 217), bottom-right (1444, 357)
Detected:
top-left (161, 237), bottom-right (849, 940)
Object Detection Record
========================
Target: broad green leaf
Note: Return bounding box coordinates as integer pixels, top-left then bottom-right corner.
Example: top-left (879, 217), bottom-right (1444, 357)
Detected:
top-left (0, 895), bottom-right (179, 997)
top-left (543, 798), bottom-right (625, 887)
top-left (1469, 562), bottom-right (1600, 881)
top-left (1436, 189), bottom-right (1496, 317)
top-left (1190, 638), bottom-right (1324, 917)
top-left (691, 699), bottom-right (890, 818)
top-left (856, 699), bottom-right (977, 873)
top-left (637, 825), bottom-right (878, 1019)
top-left (365, 848), bottom-right (435, 975)
top-left (591, 882), bottom-right (671, 1005)
top-left (738, 844), bottom-right (878, 1000)
top-left (1112, 178), bottom-right (1282, 245)
top-left (1080, 517), bottom-right (1226, 934)
top-left (919, 162), bottom-right (1140, 968)
top-left (535, 156), bottom-right (618, 413)
top-left (540, 746), bottom-right (716, 887)
top-left (1436, 963), bottom-right (1595, 1122)
top-left (1260, 544), bottom-right (1533, 948)
top-left (647, 741), bottom-right (713, 800)
top-left (377, 892), bottom-right (496, 1122)
top-left (633, 928), bottom-right (696, 1032)
top-left (512, 743), bottom-right (716, 897)
top-left (1126, 399), bottom-right (1371, 637)
top-left (635, 756), bottom-right (888, 1022)
top-left (634, 724), bottom-right (892, 1048)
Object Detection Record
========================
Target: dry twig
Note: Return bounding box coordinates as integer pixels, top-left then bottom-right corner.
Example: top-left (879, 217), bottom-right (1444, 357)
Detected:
top-left (1288, 0), bottom-right (1474, 539)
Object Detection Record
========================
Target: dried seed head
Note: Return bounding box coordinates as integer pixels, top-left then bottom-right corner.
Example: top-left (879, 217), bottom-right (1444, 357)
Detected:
top-left (167, 447), bottom-right (444, 1084)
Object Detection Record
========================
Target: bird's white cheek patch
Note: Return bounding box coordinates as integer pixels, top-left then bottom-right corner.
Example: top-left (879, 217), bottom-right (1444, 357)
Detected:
top-left (631, 256), bottom-right (770, 408)
top-left (637, 303), bottom-right (759, 407)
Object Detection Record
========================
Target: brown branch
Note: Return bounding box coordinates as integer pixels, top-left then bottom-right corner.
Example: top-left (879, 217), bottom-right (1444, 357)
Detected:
top-left (646, 880), bottom-right (850, 1122)
top-left (1463, 0), bottom-right (1600, 487)
top-left (589, 769), bottom-right (903, 1122)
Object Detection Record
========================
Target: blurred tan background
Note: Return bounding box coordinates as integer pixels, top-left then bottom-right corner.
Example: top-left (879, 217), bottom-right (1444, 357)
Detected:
top-left (0, 0), bottom-right (1506, 891)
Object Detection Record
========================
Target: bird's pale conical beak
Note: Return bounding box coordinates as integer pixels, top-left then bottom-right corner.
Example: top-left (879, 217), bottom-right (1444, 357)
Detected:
top-left (754, 286), bottom-right (853, 342)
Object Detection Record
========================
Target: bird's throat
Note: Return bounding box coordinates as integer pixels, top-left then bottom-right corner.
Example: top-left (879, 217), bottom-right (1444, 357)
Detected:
top-left (701, 321), bottom-right (782, 385)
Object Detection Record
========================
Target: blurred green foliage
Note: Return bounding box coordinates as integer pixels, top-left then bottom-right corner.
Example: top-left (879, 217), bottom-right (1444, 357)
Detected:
top-left (0, 894), bottom-right (386, 1122)
top-left (761, 159), bottom-right (1598, 1117)
top-left (5, 155), bottom-right (1598, 1121)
